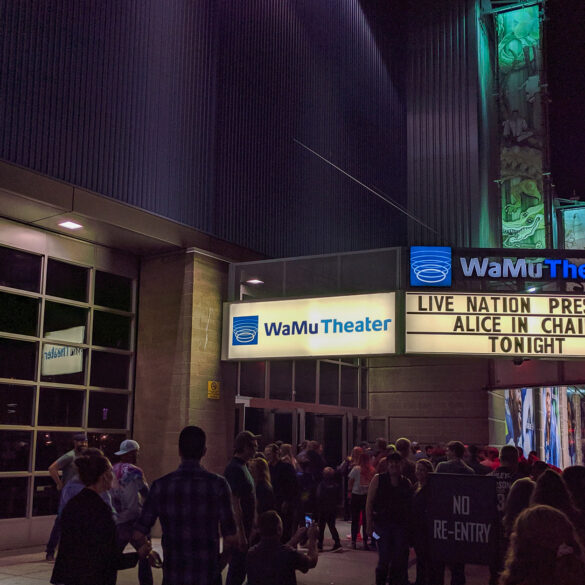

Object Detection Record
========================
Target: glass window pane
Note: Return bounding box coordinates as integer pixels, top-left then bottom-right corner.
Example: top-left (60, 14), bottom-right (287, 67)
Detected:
top-left (87, 432), bottom-right (127, 461)
top-left (94, 271), bottom-right (132, 311)
top-left (319, 361), bottom-right (339, 406)
top-left (0, 430), bottom-right (31, 471)
top-left (360, 368), bottom-right (368, 410)
top-left (43, 302), bottom-right (87, 342)
top-left (0, 384), bottom-right (34, 425)
top-left (90, 352), bottom-right (130, 389)
top-left (0, 477), bottom-right (28, 518)
top-left (0, 246), bottom-right (41, 292)
top-left (41, 344), bottom-right (86, 385)
top-left (294, 361), bottom-right (316, 403)
top-left (38, 388), bottom-right (84, 427)
top-left (46, 259), bottom-right (88, 302)
top-left (35, 431), bottom-right (81, 471)
top-left (0, 338), bottom-right (37, 380)
top-left (341, 366), bottom-right (358, 407)
top-left (92, 311), bottom-right (131, 350)
top-left (269, 361), bottom-right (292, 401)
top-left (0, 292), bottom-right (39, 336)
top-left (239, 362), bottom-right (265, 398)
top-left (88, 392), bottom-right (128, 429)
top-left (33, 476), bottom-right (60, 516)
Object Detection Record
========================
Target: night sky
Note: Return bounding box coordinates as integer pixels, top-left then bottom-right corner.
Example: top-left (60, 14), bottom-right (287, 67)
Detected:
top-left (546, 0), bottom-right (585, 199)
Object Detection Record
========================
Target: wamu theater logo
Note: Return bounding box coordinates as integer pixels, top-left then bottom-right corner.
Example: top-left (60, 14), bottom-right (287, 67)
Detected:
top-left (232, 315), bottom-right (259, 345)
top-left (410, 246), bottom-right (452, 287)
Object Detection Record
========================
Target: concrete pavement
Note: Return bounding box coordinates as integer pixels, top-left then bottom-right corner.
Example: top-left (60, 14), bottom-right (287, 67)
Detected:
top-left (0, 520), bottom-right (491, 585)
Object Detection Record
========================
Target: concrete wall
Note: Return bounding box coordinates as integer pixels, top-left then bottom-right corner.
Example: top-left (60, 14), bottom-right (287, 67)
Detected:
top-left (368, 355), bottom-right (491, 444)
top-left (134, 250), bottom-right (234, 490)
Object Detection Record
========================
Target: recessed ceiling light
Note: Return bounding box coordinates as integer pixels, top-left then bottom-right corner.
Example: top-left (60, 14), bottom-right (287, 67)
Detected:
top-left (59, 220), bottom-right (83, 230)
top-left (527, 287), bottom-right (537, 293)
top-left (246, 279), bottom-right (264, 285)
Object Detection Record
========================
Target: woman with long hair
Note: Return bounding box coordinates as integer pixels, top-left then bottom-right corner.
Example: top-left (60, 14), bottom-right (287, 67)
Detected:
top-left (249, 457), bottom-right (276, 515)
top-left (531, 468), bottom-right (585, 543)
top-left (348, 450), bottom-right (375, 550)
top-left (279, 443), bottom-right (299, 471)
top-left (500, 504), bottom-right (585, 585)
top-left (51, 449), bottom-right (152, 585)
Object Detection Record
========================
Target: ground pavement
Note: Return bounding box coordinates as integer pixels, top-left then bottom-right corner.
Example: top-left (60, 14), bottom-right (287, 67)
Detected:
top-left (0, 521), bottom-right (491, 585)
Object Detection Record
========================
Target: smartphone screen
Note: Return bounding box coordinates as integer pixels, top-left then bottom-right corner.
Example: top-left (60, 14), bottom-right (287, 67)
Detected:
top-left (305, 515), bottom-right (312, 527)
top-left (372, 531), bottom-right (380, 540)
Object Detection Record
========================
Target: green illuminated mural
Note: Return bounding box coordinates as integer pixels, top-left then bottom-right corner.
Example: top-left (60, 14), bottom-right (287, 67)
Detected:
top-left (496, 7), bottom-right (546, 249)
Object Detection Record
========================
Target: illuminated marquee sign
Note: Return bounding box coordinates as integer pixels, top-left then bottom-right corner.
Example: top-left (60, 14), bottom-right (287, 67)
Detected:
top-left (409, 246), bottom-right (585, 285)
top-left (223, 292), bottom-right (396, 360)
top-left (406, 292), bottom-right (585, 357)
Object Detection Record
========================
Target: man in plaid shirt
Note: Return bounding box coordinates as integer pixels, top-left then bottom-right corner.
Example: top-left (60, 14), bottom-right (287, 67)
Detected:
top-left (134, 426), bottom-right (237, 585)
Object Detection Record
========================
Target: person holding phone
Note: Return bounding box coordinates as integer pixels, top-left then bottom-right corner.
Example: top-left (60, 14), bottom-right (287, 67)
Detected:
top-left (246, 510), bottom-right (318, 585)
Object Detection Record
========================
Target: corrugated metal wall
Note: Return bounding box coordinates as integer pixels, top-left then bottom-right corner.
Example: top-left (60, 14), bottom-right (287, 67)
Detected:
top-left (406, 0), bottom-right (483, 247)
top-left (0, 0), bottom-right (407, 258)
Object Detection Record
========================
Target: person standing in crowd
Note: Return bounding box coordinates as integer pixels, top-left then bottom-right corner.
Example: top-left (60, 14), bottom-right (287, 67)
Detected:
top-left (372, 438), bottom-right (388, 469)
top-left (465, 444), bottom-right (490, 475)
top-left (51, 449), bottom-right (151, 585)
top-left (434, 441), bottom-right (474, 585)
top-left (315, 467), bottom-right (342, 551)
top-left (395, 437), bottom-right (417, 485)
top-left (110, 439), bottom-right (152, 585)
top-left (349, 451), bottom-right (375, 550)
top-left (338, 446), bottom-right (362, 522)
top-left (411, 459), bottom-right (433, 585)
top-left (134, 426), bottom-right (237, 585)
top-left (249, 457), bottom-right (276, 516)
top-left (489, 444), bottom-right (521, 585)
top-left (246, 511), bottom-right (319, 585)
top-left (502, 477), bottom-right (535, 540)
top-left (366, 452), bottom-right (412, 585)
top-left (46, 431), bottom-right (88, 561)
top-left (280, 443), bottom-right (299, 471)
top-left (265, 443), bottom-right (299, 541)
top-left (563, 466), bottom-right (585, 515)
top-left (500, 505), bottom-right (585, 585)
top-left (530, 468), bottom-right (585, 542)
top-left (224, 430), bottom-right (260, 585)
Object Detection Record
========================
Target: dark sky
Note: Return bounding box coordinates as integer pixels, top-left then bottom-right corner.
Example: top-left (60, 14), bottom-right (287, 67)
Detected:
top-left (546, 0), bottom-right (585, 199)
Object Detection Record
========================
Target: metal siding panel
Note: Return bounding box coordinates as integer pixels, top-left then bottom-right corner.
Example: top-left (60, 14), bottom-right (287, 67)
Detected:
top-left (1, 0), bottom-right (407, 257)
top-left (407, 0), bottom-right (480, 248)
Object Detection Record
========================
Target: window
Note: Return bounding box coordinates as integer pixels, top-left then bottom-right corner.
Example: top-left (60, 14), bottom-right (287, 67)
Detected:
top-left (269, 361), bottom-right (292, 401)
top-left (0, 384), bottom-right (34, 425)
top-left (240, 362), bottom-right (266, 398)
top-left (38, 388), bottom-right (84, 427)
top-left (0, 247), bottom-right (41, 292)
top-left (0, 241), bottom-right (136, 525)
top-left (46, 259), bottom-right (88, 302)
top-left (294, 361), bottom-right (316, 403)
top-left (319, 361), bottom-right (339, 406)
top-left (0, 292), bottom-right (38, 335)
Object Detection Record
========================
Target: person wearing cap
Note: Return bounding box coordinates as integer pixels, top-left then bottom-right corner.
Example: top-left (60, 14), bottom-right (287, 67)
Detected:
top-left (45, 432), bottom-right (89, 561)
top-left (110, 439), bottom-right (152, 585)
top-left (224, 430), bottom-right (260, 585)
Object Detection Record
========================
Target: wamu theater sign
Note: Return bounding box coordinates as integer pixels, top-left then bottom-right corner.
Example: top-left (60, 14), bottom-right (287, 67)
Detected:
top-left (410, 246), bottom-right (585, 287)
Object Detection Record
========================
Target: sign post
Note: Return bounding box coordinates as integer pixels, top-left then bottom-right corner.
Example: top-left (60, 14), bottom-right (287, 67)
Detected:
top-left (428, 474), bottom-right (498, 566)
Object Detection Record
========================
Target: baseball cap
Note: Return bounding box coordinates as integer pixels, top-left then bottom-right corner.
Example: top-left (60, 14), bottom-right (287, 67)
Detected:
top-left (234, 430), bottom-right (261, 452)
top-left (115, 439), bottom-right (140, 456)
top-left (72, 432), bottom-right (87, 441)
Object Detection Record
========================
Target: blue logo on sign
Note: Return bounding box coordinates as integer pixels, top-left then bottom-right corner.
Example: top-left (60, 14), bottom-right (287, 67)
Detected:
top-left (233, 316), bottom-right (259, 345)
top-left (410, 246), bottom-right (452, 287)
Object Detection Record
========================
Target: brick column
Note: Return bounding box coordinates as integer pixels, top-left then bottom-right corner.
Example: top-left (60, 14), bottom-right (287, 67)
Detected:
top-left (134, 250), bottom-right (234, 487)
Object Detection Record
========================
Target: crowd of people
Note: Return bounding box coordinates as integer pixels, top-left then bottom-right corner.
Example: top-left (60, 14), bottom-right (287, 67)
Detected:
top-left (45, 429), bottom-right (585, 585)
